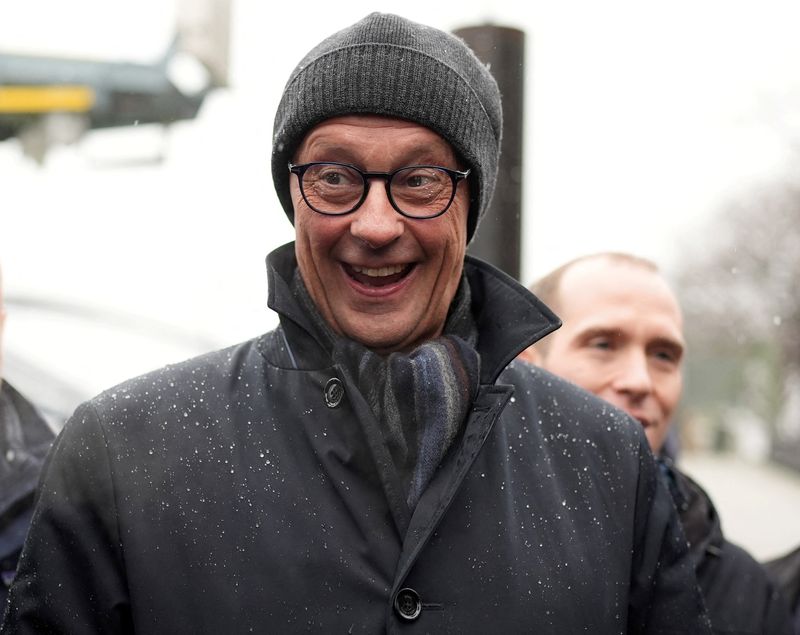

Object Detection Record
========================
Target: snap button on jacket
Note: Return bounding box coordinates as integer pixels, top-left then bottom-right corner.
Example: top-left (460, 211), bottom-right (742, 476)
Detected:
top-left (324, 377), bottom-right (345, 408)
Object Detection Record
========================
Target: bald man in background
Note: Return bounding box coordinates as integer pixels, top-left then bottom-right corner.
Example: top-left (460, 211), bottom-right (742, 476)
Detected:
top-left (0, 266), bottom-right (54, 606)
top-left (519, 252), bottom-right (793, 635)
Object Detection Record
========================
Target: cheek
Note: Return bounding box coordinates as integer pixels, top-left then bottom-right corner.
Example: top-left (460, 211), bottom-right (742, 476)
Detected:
top-left (658, 375), bottom-right (683, 416)
top-left (294, 213), bottom-right (338, 290)
top-left (443, 230), bottom-right (467, 267)
top-left (289, 179), bottom-right (306, 214)
top-left (295, 208), bottom-right (343, 253)
top-left (427, 191), bottom-right (469, 252)
top-left (547, 354), bottom-right (606, 391)
top-left (293, 213), bottom-right (314, 265)
top-left (293, 183), bottom-right (334, 245)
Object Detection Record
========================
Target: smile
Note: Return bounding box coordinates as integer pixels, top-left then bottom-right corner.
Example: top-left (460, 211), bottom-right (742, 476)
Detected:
top-left (345, 263), bottom-right (413, 288)
top-left (351, 264), bottom-right (407, 277)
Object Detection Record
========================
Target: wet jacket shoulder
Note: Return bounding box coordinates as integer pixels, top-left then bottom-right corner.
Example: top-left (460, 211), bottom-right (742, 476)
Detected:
top-left (665, 463), bottom-right (793, 634)
top-left (2, 243), bottom-right (710, 634)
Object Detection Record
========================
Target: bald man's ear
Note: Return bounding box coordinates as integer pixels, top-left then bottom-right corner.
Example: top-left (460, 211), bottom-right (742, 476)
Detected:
top-left (518, 345), bottom-right (543, 365)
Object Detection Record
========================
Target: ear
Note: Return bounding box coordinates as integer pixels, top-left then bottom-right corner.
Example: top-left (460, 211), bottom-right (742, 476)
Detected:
top-left (518, 345), bottom-right (542, 365)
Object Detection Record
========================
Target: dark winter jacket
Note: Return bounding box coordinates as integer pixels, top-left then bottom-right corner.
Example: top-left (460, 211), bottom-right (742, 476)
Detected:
top-left (1, 243), bottom-right (711, 634)
top-left (0, 382), bottom-right (55, 606)
top-left (662, 461), bottom-right (793, 634)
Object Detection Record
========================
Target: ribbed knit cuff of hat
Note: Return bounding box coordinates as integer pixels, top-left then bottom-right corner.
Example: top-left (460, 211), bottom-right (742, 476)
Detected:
top-left (271, 12), bottom-right (503, 243)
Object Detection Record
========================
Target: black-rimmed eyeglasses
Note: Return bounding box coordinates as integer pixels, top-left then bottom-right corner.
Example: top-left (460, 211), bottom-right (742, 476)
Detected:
top-left (288, 162), bottom-right (470, 219)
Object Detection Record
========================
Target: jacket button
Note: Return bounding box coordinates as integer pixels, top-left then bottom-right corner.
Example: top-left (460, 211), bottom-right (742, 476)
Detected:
top-left (324, 377), bottom-right (344, 408)
top-left (394, 587), bottom-right (422, 621)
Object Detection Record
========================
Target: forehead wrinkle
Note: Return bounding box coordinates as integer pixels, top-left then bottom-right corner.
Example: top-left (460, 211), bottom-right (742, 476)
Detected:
top-left (303, 142), bottom-right (456, 170)
top-left (296, 121), bottom-right (458, 168)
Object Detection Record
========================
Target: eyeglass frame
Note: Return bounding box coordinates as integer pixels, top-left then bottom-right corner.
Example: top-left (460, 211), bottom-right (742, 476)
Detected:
top-left (288, 161), bottom-right (471, 219)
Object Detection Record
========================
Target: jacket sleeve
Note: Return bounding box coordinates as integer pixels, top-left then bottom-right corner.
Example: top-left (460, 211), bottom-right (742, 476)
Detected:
top-left (627, 435), bottom-right (713, 634)
top-left (759, 575), bottom-right (795, 635)
top-left (1, 402), bottom-right (132, 634)
top-left (715, 542), bottom-right (795, 635)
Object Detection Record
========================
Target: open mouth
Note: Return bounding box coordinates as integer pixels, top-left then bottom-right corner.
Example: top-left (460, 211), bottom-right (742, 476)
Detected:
top-left (345, 263), bottom-right (414, 287)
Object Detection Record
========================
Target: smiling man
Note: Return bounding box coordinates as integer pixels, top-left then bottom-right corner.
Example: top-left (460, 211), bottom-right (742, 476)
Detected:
top-left (288, 116), bottom-right (470, 354)
top-left (520, 252), bottom-right (793, 634)
top-left (3, 14), bottom-right (711, 634)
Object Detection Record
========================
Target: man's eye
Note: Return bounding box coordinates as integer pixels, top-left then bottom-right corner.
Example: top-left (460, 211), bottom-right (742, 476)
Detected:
top-left (309, 165), bottom-right (360, 188)
top-left (653, 349), bottom-right (680, 364)
top-left (587, 338), bottom-right (612, 350)
top-left (405, 174), bottom-right (429, 188)
top-left (395, 168), bottom-right (446, 189)
top-left (320, 171), bottom-right (346, 185)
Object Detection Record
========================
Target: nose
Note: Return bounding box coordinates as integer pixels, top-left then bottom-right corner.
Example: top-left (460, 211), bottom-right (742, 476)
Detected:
top-left (611, 350), bottom-right (653, 401)
top-left (349, 181), bottom-right (404, 248)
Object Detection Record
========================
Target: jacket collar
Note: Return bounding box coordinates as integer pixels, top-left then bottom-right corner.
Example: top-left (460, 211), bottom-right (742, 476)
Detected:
top-left (659, 458), bottom-right (724, 560)
top-left (265, 242), bottom-right (561, 383)
top-left (463, 255), bottom-right (560, 383)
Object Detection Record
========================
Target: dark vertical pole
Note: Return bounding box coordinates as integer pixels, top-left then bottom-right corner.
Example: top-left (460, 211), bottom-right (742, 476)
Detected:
top-left (454, 25), bottom-right (525, 280)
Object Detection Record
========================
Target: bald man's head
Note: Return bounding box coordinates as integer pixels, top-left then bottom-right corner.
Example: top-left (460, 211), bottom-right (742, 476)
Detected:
top-left (521, 253), bottom-right (684, 454)
top-left (529, 253), bottom-right (659, 355)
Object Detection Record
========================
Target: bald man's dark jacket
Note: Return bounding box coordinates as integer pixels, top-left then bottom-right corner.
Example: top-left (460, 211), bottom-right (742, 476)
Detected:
top-left (661, 461), bottom-right (793, 634)
top-left (2, 243), bottom-right (711, 633)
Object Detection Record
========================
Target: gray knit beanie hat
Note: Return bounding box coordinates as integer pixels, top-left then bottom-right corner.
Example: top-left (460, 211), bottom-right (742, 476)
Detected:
top-left (271, 12), bottom-right (503, 242)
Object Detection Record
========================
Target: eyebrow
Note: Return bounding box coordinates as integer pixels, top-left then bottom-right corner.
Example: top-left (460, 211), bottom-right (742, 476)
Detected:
top-left (650, 337), bottom-right (685, 356)
top-left (575, 326), bottom-right (622, 341)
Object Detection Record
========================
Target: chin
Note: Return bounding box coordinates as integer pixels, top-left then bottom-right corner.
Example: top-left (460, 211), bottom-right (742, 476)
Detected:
top-left (644, 429), bottom-right (668, 455)
top-left (344, 326), bottom-right (405, 354)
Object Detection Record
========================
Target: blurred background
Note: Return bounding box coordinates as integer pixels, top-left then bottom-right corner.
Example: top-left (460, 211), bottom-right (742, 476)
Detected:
top-left (1, 0), bottom-right (799, 560)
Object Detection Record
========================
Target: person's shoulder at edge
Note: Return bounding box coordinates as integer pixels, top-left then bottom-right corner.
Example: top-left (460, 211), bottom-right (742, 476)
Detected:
top-left (67, 335), bottom-right (271, 425)
top-left (505, 357), bottom-right (650, 446)
top-left (671, 467), bottom-right (796, 633)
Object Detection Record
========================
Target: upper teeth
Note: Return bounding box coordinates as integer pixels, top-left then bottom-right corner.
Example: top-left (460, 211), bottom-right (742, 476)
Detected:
top-left (352, 264), bottom-right (406, 277)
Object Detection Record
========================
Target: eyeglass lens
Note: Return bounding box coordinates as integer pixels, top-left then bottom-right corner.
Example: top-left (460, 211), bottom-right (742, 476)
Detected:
top-left (299, 163), bottom-right (455, 217)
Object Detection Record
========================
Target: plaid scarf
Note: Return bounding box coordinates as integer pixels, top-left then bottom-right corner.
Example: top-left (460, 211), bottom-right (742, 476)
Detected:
top-left (293, 273), bottom-right (480, 509)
